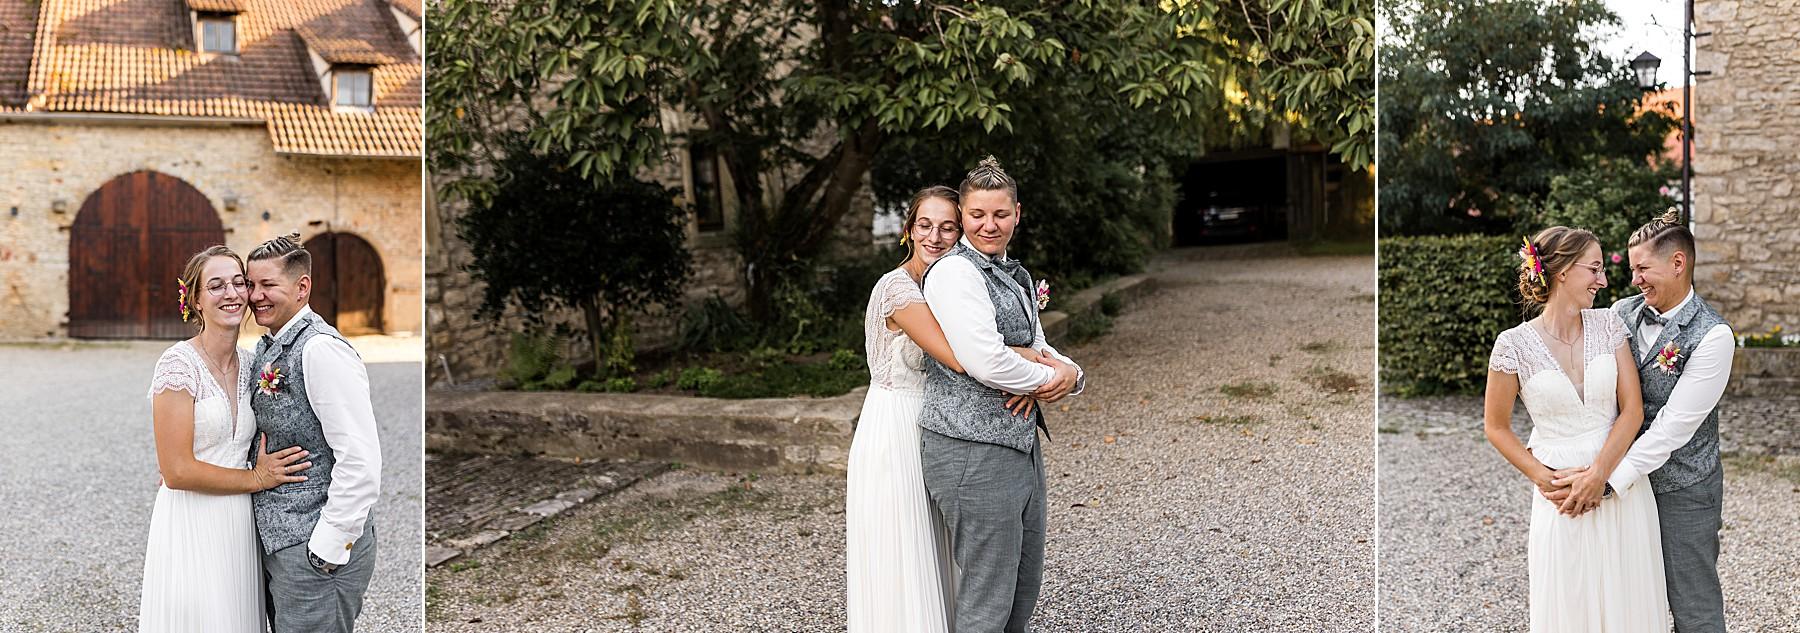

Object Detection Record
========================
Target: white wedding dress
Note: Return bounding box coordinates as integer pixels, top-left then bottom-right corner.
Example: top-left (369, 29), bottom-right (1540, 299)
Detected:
top-left (141, 341), bottom-right (265, 632)
top-left (845, 268), bottom-right (954, 632)
top-left (1489, 309), bottom-right (1670, 633)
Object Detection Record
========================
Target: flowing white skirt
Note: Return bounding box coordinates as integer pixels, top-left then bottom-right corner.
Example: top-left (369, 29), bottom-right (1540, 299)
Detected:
top-left (139, 486), bottom-right (266, 633)
top-left (846, 383), bottom-right (954, 633)
top-left (1527, 427), bottom-right (1670, 633)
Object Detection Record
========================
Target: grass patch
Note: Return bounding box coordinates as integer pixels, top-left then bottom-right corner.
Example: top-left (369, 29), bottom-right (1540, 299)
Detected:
top-left (1192, 413), bottom-right (1261, 426)
top-left (1726, 454), bottom-right (1800, 487)
top-left (1297, 239), bottom-right (1375, 256)
top-left (1303, 365), bottom-right (1367, 394)
top-left (1219, 381), bottom-right (1278, 400)
top-left (1298, 340), bottom-right (1338, 354)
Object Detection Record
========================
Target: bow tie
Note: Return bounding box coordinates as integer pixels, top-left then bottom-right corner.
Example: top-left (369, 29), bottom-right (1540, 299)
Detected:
top-left (991, 255), bottom-right (1030, 287)
top-left (1637, 309), bottom-right (1668, 329)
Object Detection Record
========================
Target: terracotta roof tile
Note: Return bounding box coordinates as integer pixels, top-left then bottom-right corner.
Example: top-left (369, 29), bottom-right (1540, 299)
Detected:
top-left (387, 0), bottom-right (418, 20)
top-left (188, 0), bottom-right (248, 13)
top-left (2, 0), bottom-right (419, 156)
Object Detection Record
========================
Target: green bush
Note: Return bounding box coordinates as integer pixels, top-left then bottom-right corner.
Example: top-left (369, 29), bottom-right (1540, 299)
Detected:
top-left (1379, 235), bottom-right (1524, 395)
top-left (828, 348), bottom-right (863, 372)
top-left (500, 330), bottom-right (566, 387)
top-left (676, 367), bottom-right (724, 392)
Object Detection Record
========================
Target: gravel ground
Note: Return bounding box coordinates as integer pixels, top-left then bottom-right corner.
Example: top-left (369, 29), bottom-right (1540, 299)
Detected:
top-left (426, 246), bottom-right (1378, 631)
top-left (1378, 397), bottom-right (1800, 632)
top-left (0, 339), bottom-right (424, 632)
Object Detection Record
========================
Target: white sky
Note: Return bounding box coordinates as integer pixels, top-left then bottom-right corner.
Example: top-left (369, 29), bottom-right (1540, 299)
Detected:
top-left (1599, 0), bottom-right (1687, 87)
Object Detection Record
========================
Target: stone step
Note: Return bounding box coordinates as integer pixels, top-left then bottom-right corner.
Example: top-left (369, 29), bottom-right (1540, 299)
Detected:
top-left (424, 453), bottom-right (666, 567)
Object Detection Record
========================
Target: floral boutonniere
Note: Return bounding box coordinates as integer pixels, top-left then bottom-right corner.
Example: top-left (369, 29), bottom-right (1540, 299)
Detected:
top-left (258, 363), bottom-right (285, 395)
top-left (1035, 279), bottom-right (1050, 310)
top-left (1655, 341), bottom-right (1683, 374)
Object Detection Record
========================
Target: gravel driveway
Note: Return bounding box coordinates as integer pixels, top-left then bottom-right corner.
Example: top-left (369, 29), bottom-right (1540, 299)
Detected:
top-left (0, 339), bottom-right (424, 632)
top-left (426, 246), bottom-right (1378, 631)
top-left (1378, 396), bottom-right (1800, 631)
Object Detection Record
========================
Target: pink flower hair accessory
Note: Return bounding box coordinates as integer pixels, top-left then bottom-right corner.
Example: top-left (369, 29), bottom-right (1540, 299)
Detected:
top-left (176, 278), bottom-right (191, 323)
top-left (1518, 237), bottom-right (1546, 287)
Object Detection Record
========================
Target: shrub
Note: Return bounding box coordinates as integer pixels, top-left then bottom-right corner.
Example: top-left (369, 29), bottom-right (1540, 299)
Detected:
top-left (1379, 235), bottom-right (1523, 395)
top-left (828, 348), bottom-right (863, 372)
top-left (500, 330), bottom-right (565, 387)
top-left (676, 367), bottom-right (724, 392)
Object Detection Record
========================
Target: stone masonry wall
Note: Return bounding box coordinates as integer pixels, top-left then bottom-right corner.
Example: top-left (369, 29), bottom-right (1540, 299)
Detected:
top-left (0, 120), bottom-right (423, 339)
top-left (425, 157), bottom-right (875, 387)
top-left (1692, 0), bottom-right (1800, 334)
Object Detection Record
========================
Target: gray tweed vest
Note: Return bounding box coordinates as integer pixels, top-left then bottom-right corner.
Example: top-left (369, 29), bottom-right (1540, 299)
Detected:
top-left (918, 242), bottom-right (1046, 453)
top-left (1613, 293), bottom-right (1730, 494)
top-left (249, 310), bottom-right (356, 554)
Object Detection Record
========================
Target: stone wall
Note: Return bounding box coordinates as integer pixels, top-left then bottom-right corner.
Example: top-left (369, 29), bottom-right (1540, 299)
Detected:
top-left (1692, 0), bottom-right (1800, 334)
top-left (424, 154), bottom-right (875, 386)
top-left (0, 119), bottom-right (423, 339)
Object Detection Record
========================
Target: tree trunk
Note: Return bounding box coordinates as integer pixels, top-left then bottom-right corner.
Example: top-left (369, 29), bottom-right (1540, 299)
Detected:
top-left (581, 297), bottom-right (606, 378)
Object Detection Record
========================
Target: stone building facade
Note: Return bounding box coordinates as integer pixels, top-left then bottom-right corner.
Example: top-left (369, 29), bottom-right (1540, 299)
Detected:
top-left (0, 0), bottom-right (423, 340)
top-left (1693, 0), bottom-right (1800, 334)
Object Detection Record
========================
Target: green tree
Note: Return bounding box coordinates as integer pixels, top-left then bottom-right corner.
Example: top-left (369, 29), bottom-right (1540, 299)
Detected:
top-left (458, 137), bottom-right (692, 377)
top-left (428, 0), bottom-right (1374, 319)
top-left (1377, 0), bottom-right (1677, 236)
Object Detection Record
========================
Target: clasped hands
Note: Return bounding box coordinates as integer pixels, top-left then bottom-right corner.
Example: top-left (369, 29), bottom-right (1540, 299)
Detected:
top-left (1003, 349), bottom-right (1079, 418)
top-left (1534, 464), bottom-right (1609, 518)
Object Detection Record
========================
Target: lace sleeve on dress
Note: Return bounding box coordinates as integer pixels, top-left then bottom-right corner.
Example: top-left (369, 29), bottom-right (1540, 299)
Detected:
top-left (1488, 331), bottom-right (1522, 375)
top-left (148, 347), bottom-right (201, 400)
top-left (877, 272), bottom-right (926, 320)
top-left (1600, 310), bottom-right (1631, 352)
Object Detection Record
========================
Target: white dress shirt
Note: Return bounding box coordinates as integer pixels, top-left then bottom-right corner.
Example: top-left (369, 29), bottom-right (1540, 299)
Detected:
top-left (922, 237), bottom-right (1084, 395)
top-left (273, 306), bottom-right (383, 564)
top-left (1608, 289), bottom-right (1734, 496)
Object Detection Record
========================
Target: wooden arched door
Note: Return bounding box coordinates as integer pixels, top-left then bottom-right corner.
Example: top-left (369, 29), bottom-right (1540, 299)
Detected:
top-left (68, 171), bottom-right (225, 339)
top-left (304, 232), bottom-right (385, 335)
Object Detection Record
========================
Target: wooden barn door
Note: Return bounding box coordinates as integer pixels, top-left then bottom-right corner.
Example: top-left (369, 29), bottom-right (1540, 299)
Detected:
top-left (68, 171), bottom-right (224, 339)
top-left (304, 232), bottom-right (385, 335)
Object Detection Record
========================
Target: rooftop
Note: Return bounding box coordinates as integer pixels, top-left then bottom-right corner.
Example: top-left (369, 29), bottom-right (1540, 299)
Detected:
top-left (0, 0), bottom-right (421, 158)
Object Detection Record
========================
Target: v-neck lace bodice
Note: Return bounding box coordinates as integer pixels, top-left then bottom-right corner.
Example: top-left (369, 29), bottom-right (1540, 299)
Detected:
top-left (148, 341), bottom-right (257, 469)
top-left (1489, 309), bottom-right (1630, 444)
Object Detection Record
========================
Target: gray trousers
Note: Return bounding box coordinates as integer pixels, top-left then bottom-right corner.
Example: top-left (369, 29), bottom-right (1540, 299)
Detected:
top-left (921, 429), bottom-right (1046, 633)
top-left (264, 521), bottom-right (378, 633)
top-left (1656, 465), bottom-right (1725, 633)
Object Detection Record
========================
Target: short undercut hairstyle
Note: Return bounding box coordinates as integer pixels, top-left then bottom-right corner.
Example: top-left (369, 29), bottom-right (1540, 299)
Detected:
top-left (1628, 209), bottom-right (1696, 272)
top-left (959, 155), bottom-right (1018, 203)
top-left (247, 232), bottom-right (312, 279)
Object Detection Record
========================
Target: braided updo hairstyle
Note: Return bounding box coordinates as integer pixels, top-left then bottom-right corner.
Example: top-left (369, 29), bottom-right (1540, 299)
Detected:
top-left (1627, 209), bottom-right (1695, 279)
top-left (1518, 226), bottom-right (1599, 314)
top-left (958, 155), bottom-right (1018, 203)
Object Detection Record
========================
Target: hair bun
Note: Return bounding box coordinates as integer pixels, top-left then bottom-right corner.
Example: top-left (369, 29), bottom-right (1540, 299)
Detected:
top-left (978, 155), bottom-right (1002, 171)
top-left (1657, 209), bottom-right (1680, 225)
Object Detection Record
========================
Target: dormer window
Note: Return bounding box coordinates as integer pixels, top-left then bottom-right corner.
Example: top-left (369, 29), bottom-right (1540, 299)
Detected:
top-left (332, 67), bottom-right (373, 109)
top-left (198, 14), bottom-right (236, 54)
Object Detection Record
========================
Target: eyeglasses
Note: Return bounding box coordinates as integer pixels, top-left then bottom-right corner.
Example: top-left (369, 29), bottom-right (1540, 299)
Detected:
top-left (911, 221), bottom-right (961, 239)
top-left (205, 277), bottom-right (251, 297)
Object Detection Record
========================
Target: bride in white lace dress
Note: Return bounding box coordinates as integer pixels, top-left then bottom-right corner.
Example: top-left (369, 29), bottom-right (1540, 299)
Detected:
top-left (846, 187), bottom-right (1045, 632)
top-left (142, 247), bottom-right (311, 632)
top-left (1483, 227), bottom-right (1669, 632)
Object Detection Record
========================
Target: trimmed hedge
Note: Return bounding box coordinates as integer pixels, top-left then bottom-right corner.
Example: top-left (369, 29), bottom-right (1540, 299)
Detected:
top-left (1379, 235), bottom-right (1525, 395)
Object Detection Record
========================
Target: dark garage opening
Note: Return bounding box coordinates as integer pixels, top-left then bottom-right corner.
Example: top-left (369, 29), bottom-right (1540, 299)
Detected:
top-left (1174, 154), bottom-right (1291, 246)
